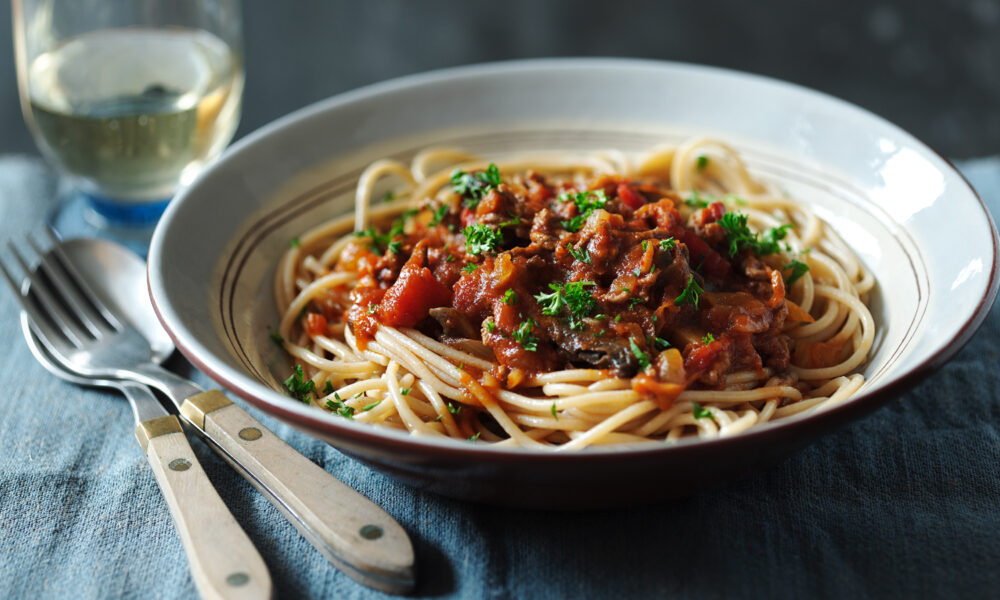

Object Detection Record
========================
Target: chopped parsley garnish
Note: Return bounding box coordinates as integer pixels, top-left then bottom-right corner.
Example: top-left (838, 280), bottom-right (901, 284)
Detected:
top-left (462, 263), bottom-right (479, 273)
top-left (269, 330), bottom-right (284, 345)
top-left (383, 190), bottom-right (395, 203)
top-left (629, 339), bottom-right (651, 371)
top-left (290, 237), bottom-right (300, 248)
top-left (363, 400), bottom-right (382, 411)
top-left (485, 318), bottom-right (497, 333)
top-left (674, 274), bottom-right (704, 308)
top-left (387, 240), bottom-right (402, 254)
top-left (654, 336), bottom-right (670, 350)
top-left (628, 296), bottom-right (644, 309)
top-left (692, 401), bottom-right (716, 421)
top-left (684, 189), bottom-right (709, 209)
top-left (659, 237), bottom-right (677, 251)
top-left (534, 280), bottom-right (598, 330)
top-left (323, 381), bottom-right (335, 395)
top-left (717, 211), bottom-right (792, 257)
top-left (696, 155), bottom-right (709, 171)
top-left (702, 333), bottom-right (715, 344)
top-left (782, 259), bottom-right (810, 285)
top-left (512, 318), bottom-right (540, 351)
top-left (641, 240), bottom-right (649, 252)
top-left (558, 189), bottom-right (608, 232)
top-left (632, 268), bottom-right (641, 277)
top-left (468, 432), bottom-right (481, 442)
top-left (551, 403), bottom-right (559, 420)
top-left (445, 254), bottom-right (456, 263)
top-left (447, 402), bottom-right (462, 416)
top-left (400, 387), bottom-right (412, 396)
top-left (566, 243), bottom-right (591, 264)
top-left (367, 303), bottom-right (379, 315)
top-left (463, 224), bottom-right (503, 255)
top-left (430, 203), bottom-right (449, 226)
top-left (324, 392), bottom-right (358, 418)
top-left (502, 289), bottom-right (518, 305)
top-left (451, 163), bottom-right (502, 208)
top-left (283, 365), bottom-right (316, 403)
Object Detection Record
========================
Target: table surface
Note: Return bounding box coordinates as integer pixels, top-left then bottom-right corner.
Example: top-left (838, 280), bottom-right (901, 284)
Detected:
top-left (0, 155), bottom-right (998, 599)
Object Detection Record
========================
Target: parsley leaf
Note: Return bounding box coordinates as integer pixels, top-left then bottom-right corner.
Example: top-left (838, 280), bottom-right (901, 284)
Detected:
top-left (702, 333), bottom-right (715, 344)
top-left (269, 330), bottom-right (284, 345)
top-left (674, 274), bottom-right (704, 308)
top-left (558, 189), bottom-right (608, 232)
top-left (363, 400), bottom-right (382, 411)
top-left (463, 224), bottom-right (503, 255)
top-left (659, 237), bottom-right (677, 251)
top-left (462, 263), bottom-right (478, 273)
top-left (566, 243), bottom-right (591, 264)
top-left (629, 339), bottom-right (651, 371)
top-left (502, 289), bottom-right (518, 305)
top-left (512, 318), bottom-right (539, 351)
top-left (290, 237), bottom-right (300, 248)
top-left (551, 403), bottom-right (559, 420)
top-left (387, 240), bottom-right (402, 254)
top-left (783, 259), bottom-right (810, 285)
top-left (534, 280), bottom-right (598, 330)
top-left (485, 318), bottom-right (497, 333)
top-left (451, 163), bottom-right (502, 208)
top-left (692, 401), bottom-right (716, 421)
top-left (283, 365), bottom-right (316, 403)
top-left (696, 155), bottom-right (709, 171)
top-left (430, 203), bottom-right (449, 226)
top-left (717, 211), bottom-right (793, 257)
top-left (654, 336), bottom-right (670, 350)
top-left (447, 401), bottom-right (462, 415)
top-left (685, 189), bottom-right (709, 209)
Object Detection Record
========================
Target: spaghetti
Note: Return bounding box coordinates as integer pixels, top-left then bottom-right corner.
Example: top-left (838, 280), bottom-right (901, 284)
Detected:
top-left (273, 137), bottom-right (875, 449)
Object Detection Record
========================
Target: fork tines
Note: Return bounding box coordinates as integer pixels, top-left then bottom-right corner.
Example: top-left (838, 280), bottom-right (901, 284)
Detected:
top-left (0, 229), bottom-right (121, 352)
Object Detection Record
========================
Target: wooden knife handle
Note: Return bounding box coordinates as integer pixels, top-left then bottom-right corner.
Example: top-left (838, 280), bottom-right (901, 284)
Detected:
top-left (180, 390), bottom-right (415, 594)
top-left (137, 414), bottom-right (273, 600)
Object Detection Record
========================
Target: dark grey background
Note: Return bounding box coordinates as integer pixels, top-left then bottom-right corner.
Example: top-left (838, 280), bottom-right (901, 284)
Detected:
top-left (2, 0), bottom-right (999, 158)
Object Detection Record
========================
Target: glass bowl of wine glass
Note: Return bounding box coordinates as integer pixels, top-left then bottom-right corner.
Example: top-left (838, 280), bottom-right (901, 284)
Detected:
top-left (12, 0), bottom-right (244, 253)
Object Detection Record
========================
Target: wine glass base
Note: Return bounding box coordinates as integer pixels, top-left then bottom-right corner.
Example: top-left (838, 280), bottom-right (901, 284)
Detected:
top-left (48, 191), bottom-right (169, 257)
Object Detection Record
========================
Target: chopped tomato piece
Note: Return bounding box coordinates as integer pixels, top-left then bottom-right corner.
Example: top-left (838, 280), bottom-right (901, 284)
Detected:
top-left (617, 182), bottom-right (645, 210)
top-left (304, 312), bottom-right (328, 336)
top-left (378, 249), bottom-right (452, 328)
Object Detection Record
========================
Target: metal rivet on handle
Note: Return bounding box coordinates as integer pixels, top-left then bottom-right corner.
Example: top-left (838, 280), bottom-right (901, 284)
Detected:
top-left (226, 572), bottom-right (249, 587)
top-left (238, 427), bottom-right (262, 441)
top-left (359, 525), bottom-right (383, 540)
top-left (168, 458), bottom-right (191, 471)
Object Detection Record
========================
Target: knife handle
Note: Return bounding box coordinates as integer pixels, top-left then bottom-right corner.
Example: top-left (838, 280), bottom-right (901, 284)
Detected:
top-left (180, 390), bottom-right (415, 595)
top-left (137, 414), bottom-right (273, 600)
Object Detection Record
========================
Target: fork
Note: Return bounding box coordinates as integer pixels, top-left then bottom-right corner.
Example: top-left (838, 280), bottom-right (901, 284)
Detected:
top-left (1, 231), bottom-right (416, 594)
top-left (0, 239), bottom-right (272, 600)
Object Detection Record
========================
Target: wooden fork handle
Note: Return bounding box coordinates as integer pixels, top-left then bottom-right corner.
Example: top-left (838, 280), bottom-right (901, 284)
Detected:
top-left (179, 390), bottom-right (416, 594)
top-left (136, 415), bottom-right (272, 600)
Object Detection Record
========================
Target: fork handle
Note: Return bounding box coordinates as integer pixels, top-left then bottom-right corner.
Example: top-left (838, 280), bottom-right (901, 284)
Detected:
top-left (137, 415), bottom-right (273, 600)
top-left (180, 390), bottom-right (415, 594)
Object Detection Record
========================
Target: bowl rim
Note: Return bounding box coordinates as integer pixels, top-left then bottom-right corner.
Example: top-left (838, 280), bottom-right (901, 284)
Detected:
top-left (148, 57), bottom-right (1000, 461)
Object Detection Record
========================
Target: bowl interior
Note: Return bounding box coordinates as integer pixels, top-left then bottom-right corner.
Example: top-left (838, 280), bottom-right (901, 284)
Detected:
top-left (149, 59), bottom-right (996, 454)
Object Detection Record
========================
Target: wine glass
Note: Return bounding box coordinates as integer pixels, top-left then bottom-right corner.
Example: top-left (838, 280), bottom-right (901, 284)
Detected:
top-left (12, 0), bottom-right (244, 254)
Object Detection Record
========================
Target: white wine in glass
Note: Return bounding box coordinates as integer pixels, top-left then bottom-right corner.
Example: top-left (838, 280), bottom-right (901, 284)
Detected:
top-left (13, 0), bottom-right (243, 247)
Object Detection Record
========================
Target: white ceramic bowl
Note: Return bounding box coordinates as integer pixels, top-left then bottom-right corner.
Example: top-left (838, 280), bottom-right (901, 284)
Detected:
top-left (148, 58), bottom-right (998, 507)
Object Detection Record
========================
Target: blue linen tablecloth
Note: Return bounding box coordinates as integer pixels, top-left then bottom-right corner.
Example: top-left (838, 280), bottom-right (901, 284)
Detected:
top-left (0, 155), bottom-right (998, 600)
